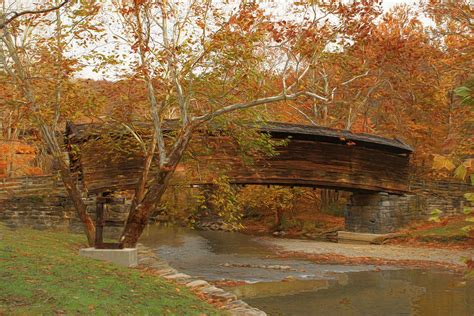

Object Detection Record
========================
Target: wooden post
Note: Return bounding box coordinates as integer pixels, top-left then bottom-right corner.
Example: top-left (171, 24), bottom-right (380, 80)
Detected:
top-left (95, 192), bottom-right (125, 249)
top-left (95, 193), bottom-right (106, 248)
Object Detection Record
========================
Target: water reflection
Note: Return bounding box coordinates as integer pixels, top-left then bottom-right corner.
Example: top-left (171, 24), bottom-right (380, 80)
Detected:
top-left (139, 225), bottom-right (474, 315)
top-left (139, 226), bottom-right (385, 282)
top-left (244, 270), bottom-right (474, 316)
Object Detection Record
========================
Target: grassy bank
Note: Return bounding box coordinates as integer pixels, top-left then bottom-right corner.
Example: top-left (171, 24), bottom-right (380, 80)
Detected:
top-left (410, 218), bottom-right (471, 243)
top-left (0, 225), bottom-right (222, 315)
top-left (391, 216), bottom-right (473, 248)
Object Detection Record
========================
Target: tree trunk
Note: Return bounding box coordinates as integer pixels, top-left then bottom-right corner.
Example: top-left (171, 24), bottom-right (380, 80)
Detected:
top-left (119, 167), bottom-right (176, 248)
top-left (57, 161), bottom-right (96, 246)
top-left (274, 208), bottom-right (283, 229)
top-left (1, 21), bottom-right (97, 246)
top-left (120, 126), bottom-right (194, 247)
top-left (320, 188), bottom-right (339, 212)
top-left (39, 124), bottom-right (96, 246)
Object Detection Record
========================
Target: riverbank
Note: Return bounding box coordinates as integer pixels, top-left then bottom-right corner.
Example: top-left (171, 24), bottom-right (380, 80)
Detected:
top-left (138, 225), bottom-right (474, 315)
top-left (0, 224), bottom-right (221, 315)
top-left (262, 237), bottom-right (473, 272)
top-left (135, 243), bottom-right (266, 316)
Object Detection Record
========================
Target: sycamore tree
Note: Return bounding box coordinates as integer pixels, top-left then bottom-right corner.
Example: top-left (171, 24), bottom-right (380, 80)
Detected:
top-left (107, 0), bottom-right (383, 247)
top-left (0, 0), bottom-right (104, 245)
top-left (267, 1), bottom-right (383, 130)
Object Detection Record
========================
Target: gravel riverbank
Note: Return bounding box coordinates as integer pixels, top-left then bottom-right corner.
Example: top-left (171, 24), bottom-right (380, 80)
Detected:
top-left (261, 237), bottom-right (473, 270)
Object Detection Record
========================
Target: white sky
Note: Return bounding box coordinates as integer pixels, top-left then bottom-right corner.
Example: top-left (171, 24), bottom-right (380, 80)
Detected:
top-left (256, 0), bottom-right (417, 12)
top-left (76, 0), bottom-right (418, 80)
top-left (4, 0), bottom-right (418, 10)
top-left (382, 0), bottom-right (417, 9)
top-left (2, 0), bottom-right (421, 80)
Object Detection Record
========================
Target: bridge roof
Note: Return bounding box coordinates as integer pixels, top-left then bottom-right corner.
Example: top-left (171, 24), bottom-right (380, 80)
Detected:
top-left (67, 120), bottom-right (413, 155)
top-left (259, 122), bottom-right (413, 154)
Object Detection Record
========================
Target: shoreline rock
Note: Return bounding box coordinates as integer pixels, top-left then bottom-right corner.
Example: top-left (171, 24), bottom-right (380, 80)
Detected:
top-left (136, 243), bottom-right (266, 316)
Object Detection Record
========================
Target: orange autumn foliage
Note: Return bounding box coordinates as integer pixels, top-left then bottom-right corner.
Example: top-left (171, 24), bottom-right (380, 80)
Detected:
top-left (0, 142), bottom-right (43, 178)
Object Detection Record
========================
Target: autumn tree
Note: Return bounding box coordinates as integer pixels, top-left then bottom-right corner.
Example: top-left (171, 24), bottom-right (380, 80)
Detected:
top-left (423, 0), bottom-right (473, 166)
top-left (265, 1), bottom-right (383, 130)
top-left (95, 0), bottom-right (384, 247)
top-left (281, 1), bottom-right (472, 170)
top-left (0, 0), bottom-right (104, 245)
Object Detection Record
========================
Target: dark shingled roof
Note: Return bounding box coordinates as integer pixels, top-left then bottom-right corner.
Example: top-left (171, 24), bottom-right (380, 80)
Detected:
top-left (66, 120), bottom-right (413, 154)
top-left (258, 122), bottom-right (413, 154)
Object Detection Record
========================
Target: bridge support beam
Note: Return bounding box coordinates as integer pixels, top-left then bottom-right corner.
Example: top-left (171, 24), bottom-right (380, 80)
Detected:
top-left (345, 192), bottom-right (407, 234)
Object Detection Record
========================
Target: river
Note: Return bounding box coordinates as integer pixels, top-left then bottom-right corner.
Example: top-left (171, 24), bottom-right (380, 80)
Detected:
top-left (139, 226), bottom-right (474, 316)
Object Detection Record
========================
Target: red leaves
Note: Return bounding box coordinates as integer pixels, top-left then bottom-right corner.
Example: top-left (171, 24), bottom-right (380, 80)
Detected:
top-left (131, 40), bottom-right (140, 53)
top-left (466, 259), bottom-right (474, 269)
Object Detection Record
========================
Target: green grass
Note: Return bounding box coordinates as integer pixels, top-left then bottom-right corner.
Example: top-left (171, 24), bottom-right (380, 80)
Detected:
top-left (0, 224), bottom-right (222, 315)
top-left (409, 219), bottom-right (471, 243)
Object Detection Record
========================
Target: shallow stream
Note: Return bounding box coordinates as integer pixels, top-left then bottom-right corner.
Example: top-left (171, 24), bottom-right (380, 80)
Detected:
top-left (139, 226), bottom-right (474, 316)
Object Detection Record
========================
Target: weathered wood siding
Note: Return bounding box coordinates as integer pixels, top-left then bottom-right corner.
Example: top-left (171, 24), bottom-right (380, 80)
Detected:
top-left (72, 133), bottom-right (410, 194)
top-left (189, 135), bottom-right (410, 193)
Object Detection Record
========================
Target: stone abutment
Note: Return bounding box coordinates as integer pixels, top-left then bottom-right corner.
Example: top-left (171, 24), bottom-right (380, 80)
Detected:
top-left (0, 176), bottom-right (472, 234)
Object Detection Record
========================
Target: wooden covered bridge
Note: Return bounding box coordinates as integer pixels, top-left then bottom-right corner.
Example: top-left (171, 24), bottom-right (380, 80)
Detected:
top-left (66, 121), bottom-right (413, 234)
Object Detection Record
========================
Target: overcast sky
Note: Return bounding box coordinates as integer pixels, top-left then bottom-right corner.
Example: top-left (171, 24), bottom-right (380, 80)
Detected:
top-left (5, 0), bottom-right (419, 10)
top-left (74, 0), bottom-right (420, 80)
top-left (1, 0), bottom-right (420, 79)
top-left (382, 0), bottom-right (417, 9)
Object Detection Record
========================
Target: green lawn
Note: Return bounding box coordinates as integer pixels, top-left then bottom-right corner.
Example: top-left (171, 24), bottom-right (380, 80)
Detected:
top-left (0, 224), bottom-right (222, 315)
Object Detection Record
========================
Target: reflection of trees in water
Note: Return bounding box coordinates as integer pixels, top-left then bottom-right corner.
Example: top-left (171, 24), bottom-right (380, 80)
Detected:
top-left (231, 279), bottom-right (332, 299)
top-left (382, 270), bottom-right (474, 316)
top-left (247, 270), bottom-right (474, 316)
top-left (197, 230), bottom-right (274, 256)
top-left (137, 226), bottom-right (474, 316)
top-left (139, 226), bottom-right (188, 248)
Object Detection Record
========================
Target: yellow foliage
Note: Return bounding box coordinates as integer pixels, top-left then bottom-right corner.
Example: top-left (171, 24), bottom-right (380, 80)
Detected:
top-left (432, 154), bottom-right (456, 171)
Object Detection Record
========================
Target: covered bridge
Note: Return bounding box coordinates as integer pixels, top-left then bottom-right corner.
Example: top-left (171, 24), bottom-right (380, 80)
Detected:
top-left (66, 121), bottom-right (412, 194)
top-left (66, 121), bottom-right (413, 234)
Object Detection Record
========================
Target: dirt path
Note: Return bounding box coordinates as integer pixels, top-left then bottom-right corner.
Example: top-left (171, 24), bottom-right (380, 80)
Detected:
top-left (261, 237), bottom-right (473, 269)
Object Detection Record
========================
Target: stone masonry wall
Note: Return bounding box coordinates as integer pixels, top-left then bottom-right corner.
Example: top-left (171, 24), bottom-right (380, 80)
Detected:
top-left (409, 180), bottom-right (471, 217)
top-left (0, 175), bottom-right (129, 232)
top-left (1, 176), bottom-right (472, 234)
top-left (345, 192), bottom-right (399, 233)
top-left (345, 180), bottom-right (472, 233)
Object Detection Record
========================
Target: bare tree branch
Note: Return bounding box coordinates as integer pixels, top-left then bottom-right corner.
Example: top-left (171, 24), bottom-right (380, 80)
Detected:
top-left (132, 2), bottom-right (167, 167)
top-left (341, 70), bottom-right (370, 86)
top-left (289, 104), bottom-right (319, 126)
top-left (192, 91), bottom-right (324, 124)
top-left (0, 0), bottom-right (70, 29)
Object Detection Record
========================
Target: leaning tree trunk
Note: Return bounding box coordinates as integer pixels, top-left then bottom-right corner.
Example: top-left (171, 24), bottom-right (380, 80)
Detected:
top-left (119, 168), bottom-right (176, 247)
top-left (39, 124), bottom-right (96, 246)
top-left (1, 24), bottom-right (96, 246)
top-left (57, 160), bottom-right (96, 246)
top-left (120, 127), bottom-right (193, 247)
